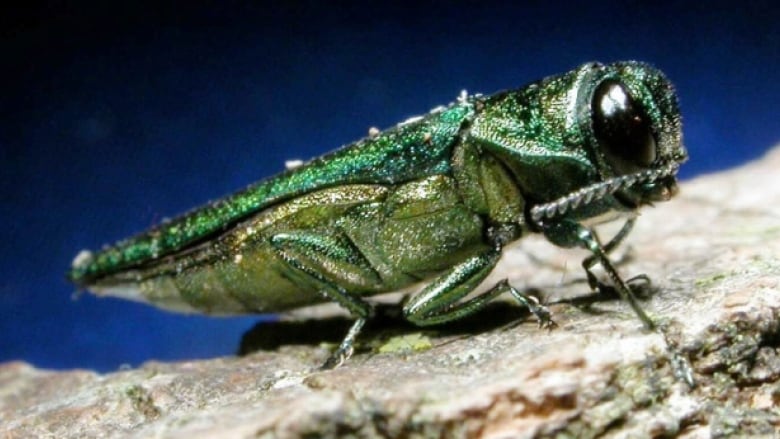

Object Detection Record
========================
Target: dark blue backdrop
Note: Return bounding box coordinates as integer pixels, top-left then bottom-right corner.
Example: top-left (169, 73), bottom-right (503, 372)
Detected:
top-left (2, 2), bottom-right (778, 372)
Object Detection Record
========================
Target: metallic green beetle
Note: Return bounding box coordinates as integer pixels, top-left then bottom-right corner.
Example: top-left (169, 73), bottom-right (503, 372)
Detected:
top-left (69, 61), bottom-right (686, 368)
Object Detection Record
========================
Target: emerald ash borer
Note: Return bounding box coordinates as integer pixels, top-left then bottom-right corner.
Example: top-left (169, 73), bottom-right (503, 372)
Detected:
top-left (69, 61), bottom-right (686, 368)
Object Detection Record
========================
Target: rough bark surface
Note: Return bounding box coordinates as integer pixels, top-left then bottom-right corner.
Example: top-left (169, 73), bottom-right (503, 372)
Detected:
top-left (3, 147), bottom-right (780, 438)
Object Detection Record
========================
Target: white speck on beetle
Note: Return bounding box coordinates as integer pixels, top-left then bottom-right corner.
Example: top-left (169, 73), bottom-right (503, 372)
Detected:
top-left (285, 159), bottom-right (304, 170)
top-left (71, 249), bottom-right (94, 268)
top-left (457, 89), bottom-right (468, 103)
top-left (399, 115), bottom-right (424, 127)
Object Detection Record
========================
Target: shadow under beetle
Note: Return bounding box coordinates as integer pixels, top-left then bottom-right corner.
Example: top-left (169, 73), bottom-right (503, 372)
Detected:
top-left (69, 61), bottom-right (687, 369)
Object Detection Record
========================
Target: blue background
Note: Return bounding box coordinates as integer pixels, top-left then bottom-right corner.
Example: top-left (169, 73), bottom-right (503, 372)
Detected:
top-left (2, 2), bottom-right (778, 372)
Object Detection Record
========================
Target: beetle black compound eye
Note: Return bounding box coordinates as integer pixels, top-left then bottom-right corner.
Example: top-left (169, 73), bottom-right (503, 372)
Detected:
top-left (592, 79), bottom-right (657, 170)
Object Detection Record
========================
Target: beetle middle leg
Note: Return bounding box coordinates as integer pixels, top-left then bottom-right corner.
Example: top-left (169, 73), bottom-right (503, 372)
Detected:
top-left (270, 232), bottom-right (382, 369)
top-left (403, 247), bottom-right (554, 328)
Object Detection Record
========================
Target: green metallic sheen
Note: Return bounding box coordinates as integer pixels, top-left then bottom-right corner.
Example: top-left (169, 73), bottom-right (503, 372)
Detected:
top-left (69, 61), bottom-right (687, 367)
top-left (70, 105), bottom-right (473, 282)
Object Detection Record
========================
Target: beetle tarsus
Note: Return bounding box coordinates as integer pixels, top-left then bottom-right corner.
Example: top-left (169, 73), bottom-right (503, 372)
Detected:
top-left (501, 280), bottom-right (556, 330)
top-left (320, 317), bottom-right (366, 370)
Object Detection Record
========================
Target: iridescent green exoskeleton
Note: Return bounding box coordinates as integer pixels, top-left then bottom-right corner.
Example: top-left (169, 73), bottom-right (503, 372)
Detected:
top-left (69, 61), bottom-right (686, 368)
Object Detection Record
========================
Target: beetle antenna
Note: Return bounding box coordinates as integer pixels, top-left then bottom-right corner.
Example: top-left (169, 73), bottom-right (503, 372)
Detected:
top-left (530, 163), bottom-right (679, 225)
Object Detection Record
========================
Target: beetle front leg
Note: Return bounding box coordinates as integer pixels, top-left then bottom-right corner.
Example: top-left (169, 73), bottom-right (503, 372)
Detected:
top-left (581, 217), bottom-right (651, 297)
top-left (403, 248), bottom-right (554, 328)
top-left (583, 217), bottom-right (636, 269)
top-left (542, 219), bottom-right (655, 329)
top-left (270, 232), bottom-right (380, 369)
top-left (542, 219), bottom-right (696, 386)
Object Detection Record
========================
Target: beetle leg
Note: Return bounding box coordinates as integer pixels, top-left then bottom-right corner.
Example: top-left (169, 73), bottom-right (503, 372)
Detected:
top-left (403, 249), bottom-right (553, 328)
top-left (270, 232), bottom-right (380, 369)
top-left (583, 217), bottom-right (636, 269)
top-left (580, 218), bottom-right (653, 300)
top-left (543, 219), bottom-right (655, 329)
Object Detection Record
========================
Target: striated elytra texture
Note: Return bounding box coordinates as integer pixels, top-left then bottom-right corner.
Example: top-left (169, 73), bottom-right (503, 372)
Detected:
top-left (3, 146), bottom-right (780, 438)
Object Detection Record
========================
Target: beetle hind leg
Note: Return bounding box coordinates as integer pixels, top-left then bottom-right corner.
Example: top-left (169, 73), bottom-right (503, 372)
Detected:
top-left (270, 231), bottom-right (381, 369)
